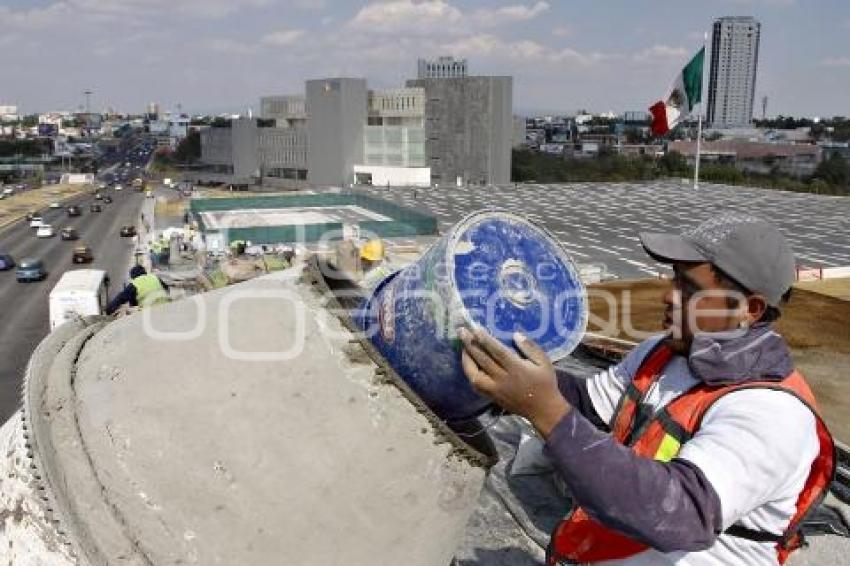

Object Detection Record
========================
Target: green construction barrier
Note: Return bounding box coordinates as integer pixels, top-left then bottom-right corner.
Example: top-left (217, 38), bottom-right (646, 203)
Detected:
top-left (190, 193), bottom-right (437, 245)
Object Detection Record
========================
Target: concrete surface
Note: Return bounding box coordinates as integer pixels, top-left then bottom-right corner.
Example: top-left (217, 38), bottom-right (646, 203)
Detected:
top-left (22, 266), bottom-right (487, 565)
top-left (358, 181), bottom-right (850, 279)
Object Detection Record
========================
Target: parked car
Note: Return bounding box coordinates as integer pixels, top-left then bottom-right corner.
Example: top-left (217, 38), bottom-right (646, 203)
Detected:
top-left (49, 202), bottom-right (61, 209)
top-left (94, 193), bottom-right (103, 200)
top-left (0, 253), bottom-right (15, 271)
top-left (36, 224), bottom-right (55, 238)
top-left (67, 205), bottom-right (82, 217)
top-left (90, 203), bottom-right (102, 213)
top-left (16, 259), bottom-right (46, 282)
top-left (145, 190), bottom-right (154, 198)
top-left (72, 245), bottom-right (94, 264)
top-left (103, 195), bottom-right (113, 204)
top-left (60, 227), bottom-right (79, 241)
top-left (114, 184), bottom-right (123, 191)
top-left (119, 225), bottom-right (137, 237)
top-left (30, 216), bottom-right (44, 228)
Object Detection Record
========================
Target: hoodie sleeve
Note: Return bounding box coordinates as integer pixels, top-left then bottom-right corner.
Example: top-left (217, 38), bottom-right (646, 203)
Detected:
top-left (555, 368), bottom-right (610, 432)
top-left (545, 410), bottom-right (723, 552)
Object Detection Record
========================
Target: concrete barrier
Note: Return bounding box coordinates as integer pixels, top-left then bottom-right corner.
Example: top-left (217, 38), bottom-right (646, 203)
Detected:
top-left (22, 266), bottom-right (488, 565)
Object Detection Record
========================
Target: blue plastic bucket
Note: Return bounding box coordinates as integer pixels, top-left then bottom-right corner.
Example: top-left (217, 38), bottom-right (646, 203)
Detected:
top-left (359, 211), bottom-right (587, 422)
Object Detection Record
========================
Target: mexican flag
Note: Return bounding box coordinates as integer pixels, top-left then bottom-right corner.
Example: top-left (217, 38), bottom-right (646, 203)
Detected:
top-left (649, 47), bottom-right (704, 136)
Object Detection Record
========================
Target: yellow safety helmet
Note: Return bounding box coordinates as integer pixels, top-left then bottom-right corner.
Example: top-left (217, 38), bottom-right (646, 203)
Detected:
top-left (360, 239), bottom-right (385, 262)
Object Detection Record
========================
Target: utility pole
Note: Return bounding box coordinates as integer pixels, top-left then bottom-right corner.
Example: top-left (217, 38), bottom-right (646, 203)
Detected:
top-left (761, 96), bottom-right (768, 121)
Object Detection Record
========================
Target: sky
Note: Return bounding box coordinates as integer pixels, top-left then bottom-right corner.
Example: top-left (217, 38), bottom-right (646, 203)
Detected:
top-left (1, 0), bottom-right (848, 118)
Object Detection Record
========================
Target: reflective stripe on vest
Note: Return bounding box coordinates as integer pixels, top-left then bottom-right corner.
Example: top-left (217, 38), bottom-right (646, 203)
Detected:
top-left (131, 274), bottom-right (167, 307)
top-left (547, 341), bottom-right (836, 566)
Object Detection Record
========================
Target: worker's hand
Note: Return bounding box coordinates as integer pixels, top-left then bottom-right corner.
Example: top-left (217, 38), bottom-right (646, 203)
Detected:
top-left (458, 327), bottom-right (570, 438)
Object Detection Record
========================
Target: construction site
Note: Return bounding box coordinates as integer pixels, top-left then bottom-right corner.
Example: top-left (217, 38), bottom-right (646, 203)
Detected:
top-left (0, 180), bottom-right (848, 565)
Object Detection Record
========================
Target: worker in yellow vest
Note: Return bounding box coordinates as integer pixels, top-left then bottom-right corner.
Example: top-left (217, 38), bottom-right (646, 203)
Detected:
top-left (106, 265), bottom-right (169, 314)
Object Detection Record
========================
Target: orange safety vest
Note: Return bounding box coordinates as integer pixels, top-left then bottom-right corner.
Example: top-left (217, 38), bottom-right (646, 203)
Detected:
top-left (547, 342), bottom-right (836, 565)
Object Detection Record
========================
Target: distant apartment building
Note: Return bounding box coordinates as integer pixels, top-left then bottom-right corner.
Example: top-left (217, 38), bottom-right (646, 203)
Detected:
top-left (196, 60), bottom-right (512, 189)
top-left (0, 105), bottom-right (19, 122)
top-left (417, 56), bottom-right (467, 79)
top-left (707, 16), bottom-right (761, 128)
top-left (668, 140), bottom-right (820, 178)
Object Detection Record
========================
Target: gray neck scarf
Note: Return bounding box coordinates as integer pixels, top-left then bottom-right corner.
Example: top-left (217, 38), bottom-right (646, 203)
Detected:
top-left (687, 322), bottom-right (793, 386)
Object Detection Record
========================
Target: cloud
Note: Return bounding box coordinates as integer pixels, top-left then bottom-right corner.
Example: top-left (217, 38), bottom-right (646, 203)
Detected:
top-left (199, 38), bottom-right (259, 56)
top-left (821, 56), bottom-right (850, 67)
top-left (442, 34), bottom-right (612, 67)
top-left (472, 1), bottom-right (550, 27)
top-left (1, 0), bottom-right (270, 29)
top-left (552, 25), bottom-right (571, 38)
top-left (633, 44), bottom-right (689, 62)
top-left (349, 1), bottom-right (462, 33)
top-left (261, 29), bottom-right (306, 47)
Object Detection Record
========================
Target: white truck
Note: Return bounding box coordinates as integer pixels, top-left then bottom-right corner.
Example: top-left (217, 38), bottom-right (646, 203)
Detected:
top-left (48, 269), bottom-right (110, 330)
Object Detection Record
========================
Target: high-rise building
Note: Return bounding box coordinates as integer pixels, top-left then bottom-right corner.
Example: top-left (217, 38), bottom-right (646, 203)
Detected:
top-left (417, 56), bottom-right (467, 79)
top-left (146, 102), bottom-right (160, 119)
top-left (407, 76), bottom-right (513, 186)
top-left (707, 16), bottom-right (761, 128)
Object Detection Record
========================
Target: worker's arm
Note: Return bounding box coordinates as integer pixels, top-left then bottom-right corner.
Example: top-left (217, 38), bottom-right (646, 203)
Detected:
top-left (459, 328), bottom-right (722, 552)
top-left (157, 277), bottom-right (170, 293)
top-left (554, 368), bottom-right (609, 431)
top-left (544, 406), bottom-right (722, 552)
top-left (105, 285), bottom-right (138, 315)
top-left (554, 336), bottom-right (665, 432)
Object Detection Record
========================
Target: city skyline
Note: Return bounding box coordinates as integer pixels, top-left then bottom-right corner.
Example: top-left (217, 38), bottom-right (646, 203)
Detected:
top-left (1, 0), bottom-right (848, 118)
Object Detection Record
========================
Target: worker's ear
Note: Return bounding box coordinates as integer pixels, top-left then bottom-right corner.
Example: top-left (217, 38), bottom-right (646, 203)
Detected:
top-left (745, 294), bottom-right (768, 325)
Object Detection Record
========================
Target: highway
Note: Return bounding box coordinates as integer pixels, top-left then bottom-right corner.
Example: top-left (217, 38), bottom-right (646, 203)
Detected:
top-left (0, 164), bottom-right (150, 422)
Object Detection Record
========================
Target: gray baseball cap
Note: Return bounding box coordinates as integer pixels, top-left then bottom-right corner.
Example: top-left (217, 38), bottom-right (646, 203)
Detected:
top-left (639, 212), bottom-right (796, 307)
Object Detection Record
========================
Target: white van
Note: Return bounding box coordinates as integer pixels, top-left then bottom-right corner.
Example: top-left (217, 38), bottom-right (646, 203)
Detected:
top-left (49, 269), bottom-right (110, 330)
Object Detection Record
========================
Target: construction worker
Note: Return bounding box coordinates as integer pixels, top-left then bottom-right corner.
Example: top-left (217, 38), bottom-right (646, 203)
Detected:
top-left (458, 213), bottom-right (834, 565)
top-left (106, 265), bottom-right (169, 315)
top-left (360, 238), bottom-right (385, 272)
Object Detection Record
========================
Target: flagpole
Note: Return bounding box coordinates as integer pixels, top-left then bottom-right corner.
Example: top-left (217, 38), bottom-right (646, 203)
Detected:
top-left (694, 31), bottom-right (708, 190)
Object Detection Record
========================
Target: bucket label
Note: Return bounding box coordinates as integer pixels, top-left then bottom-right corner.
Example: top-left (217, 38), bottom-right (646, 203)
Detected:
top-left (379, 285), bottom-right (396, 343)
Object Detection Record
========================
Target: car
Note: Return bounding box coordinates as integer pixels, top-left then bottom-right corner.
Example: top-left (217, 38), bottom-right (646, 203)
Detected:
top-left (0, 194), bottom-right (6, 201)
top-left (72, 245), bottom-right (94, 264)
top-left (67, 205), bottom-right (82, 217)
top-left (60, 227), bottom-right (79, 241)
top-left (114, 184), bottom-right (123, 191)
top-left (94, 193), bottom-right (103, 200)
top-left (145, 190), bottom-right (154, 198)
top-left (36, 224), bottom-right (55, 238)
top-left (119, 225), bottom-right (137, 237)
top-left (103, 195), bottom-right (113, 204)
top-left (90, 203), bottom-right (102, 213)
top-left (2, 187), bottom-right (13, 196)
top-left (16, 259), bottom-right (46, 282)
top-left (0, 253), bottom-right (15, 271)
top-left (30, 216), bottom-right (44, 228)
top-left (49, 202), bottom-right (61, 209)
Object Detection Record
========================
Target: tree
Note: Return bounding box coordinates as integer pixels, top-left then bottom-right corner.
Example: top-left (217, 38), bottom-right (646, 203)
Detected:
top-left (173, 131), bottom-right (201, 163)
top-left (657, 151), bottom-right (690, 176)
top-left (812, 152), bottom-right (850, 187)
